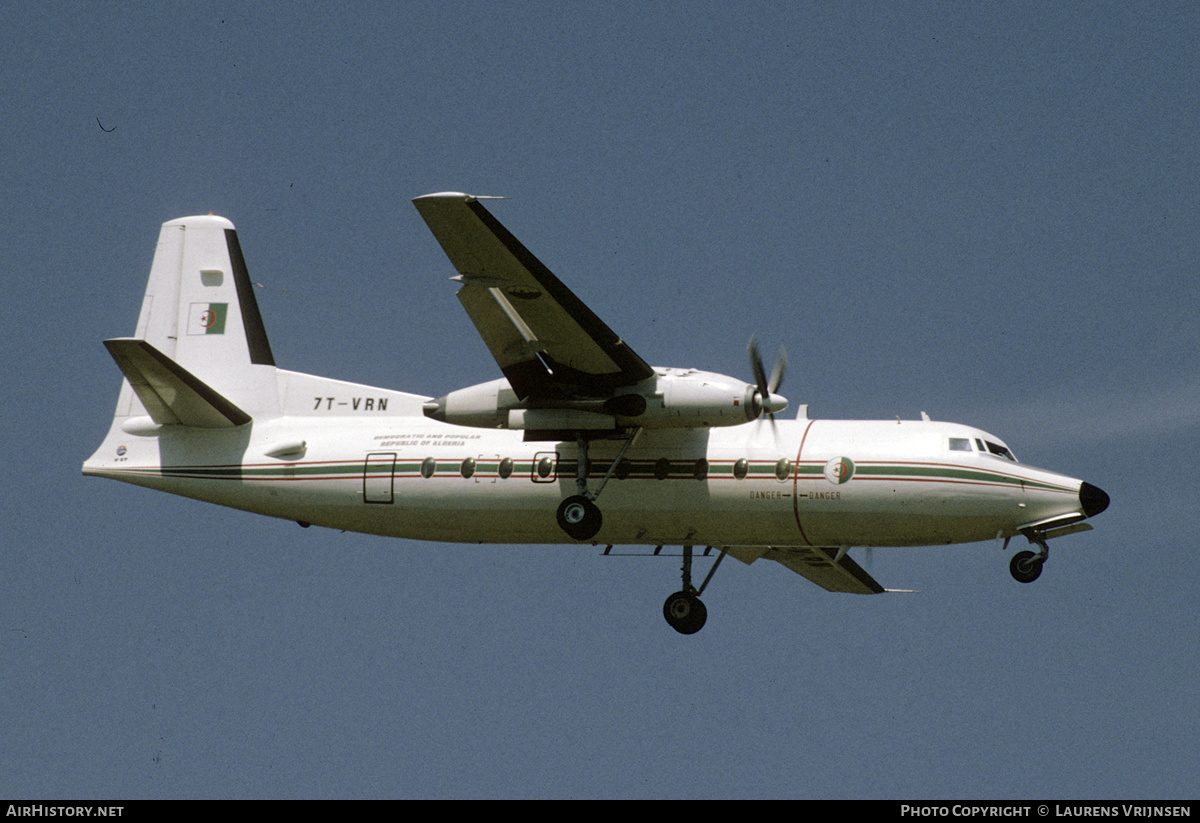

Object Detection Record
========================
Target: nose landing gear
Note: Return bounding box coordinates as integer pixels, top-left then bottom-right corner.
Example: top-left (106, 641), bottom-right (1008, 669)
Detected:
top-left (1009, 535), bottom-right (1049, 584)
top-left (1009, 549), bottom-right (1044, 583)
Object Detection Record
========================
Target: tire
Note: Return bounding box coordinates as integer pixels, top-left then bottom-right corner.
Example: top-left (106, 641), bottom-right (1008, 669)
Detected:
top-left (1009, 550), bottom-right (1043, 584)
top-left (556, 495), bottom-right (602, 540)
top-left (663, 591), bottom-right (707, 634)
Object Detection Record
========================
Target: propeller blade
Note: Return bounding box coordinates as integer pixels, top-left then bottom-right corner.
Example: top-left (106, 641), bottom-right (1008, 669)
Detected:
top-left (748, 335), bottom-right (769, 399)
top-left (748, 335), bottom-right (789, 419)
top-left (769, 346), bottom-right (787, 395)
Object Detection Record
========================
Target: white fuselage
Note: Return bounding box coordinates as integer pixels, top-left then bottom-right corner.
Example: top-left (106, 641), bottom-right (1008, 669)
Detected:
top-left (84, 388), bottom-right (1087, 551)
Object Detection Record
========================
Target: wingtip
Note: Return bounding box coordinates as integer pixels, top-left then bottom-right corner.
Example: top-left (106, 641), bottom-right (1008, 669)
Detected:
top-left (162, 214), bottom-right (236, 230)
top-left (413, 191), bottom-right (509, 203)
top-left (415, 191), bottom-right (472, 201)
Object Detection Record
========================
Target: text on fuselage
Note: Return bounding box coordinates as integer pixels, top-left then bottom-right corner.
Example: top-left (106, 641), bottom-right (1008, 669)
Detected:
top-left (314, 397), bottom-right (390, 411)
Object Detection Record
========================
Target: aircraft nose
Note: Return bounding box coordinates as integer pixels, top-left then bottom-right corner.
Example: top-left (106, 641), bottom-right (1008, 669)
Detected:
top-left (1079, 481), bottom-right (1110, 518)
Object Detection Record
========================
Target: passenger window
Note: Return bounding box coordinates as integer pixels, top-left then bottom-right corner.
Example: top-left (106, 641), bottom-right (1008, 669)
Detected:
top-left (733, 458), bottom-right (748, 480)
top-left (460, 457), bottom-right (476, 479)
top-left (530, 452), bottom-right (557, 483)
top-left (614, 458), bottom-right (631, 480)
top-left (654, 458), bottom-right (671, 480)
top-left (420, 457), bottom-right (436, 479)
top-left (775, 458), bottom-right (793, 481)
top-left (498, 457), bottom-right (513, 479)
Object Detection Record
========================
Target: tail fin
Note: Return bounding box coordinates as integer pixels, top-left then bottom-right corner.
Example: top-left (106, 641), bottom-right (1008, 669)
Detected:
top-left (110, 215), bottom-right (280, 421)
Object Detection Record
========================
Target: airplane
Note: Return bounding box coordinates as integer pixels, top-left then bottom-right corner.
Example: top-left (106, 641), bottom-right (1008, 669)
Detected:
top-left (83, 192), bottom-right (1110, 634)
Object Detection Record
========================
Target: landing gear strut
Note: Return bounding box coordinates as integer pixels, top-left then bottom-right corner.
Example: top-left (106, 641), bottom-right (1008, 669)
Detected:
top-left (555, 428), bottom-right (641, 541)
top-left (662, 544), bottom-right (727, 635)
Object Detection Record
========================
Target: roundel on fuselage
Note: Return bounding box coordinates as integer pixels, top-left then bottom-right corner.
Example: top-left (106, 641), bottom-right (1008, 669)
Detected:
top-left (823, 457), bottom-right (855, 485)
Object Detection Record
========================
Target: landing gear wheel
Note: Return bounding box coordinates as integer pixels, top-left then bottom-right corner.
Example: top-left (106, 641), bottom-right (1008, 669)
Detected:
top-left (663, 590), bottom-right (707, 634)
top-left (556, 495), bottom-right (602, 541)
top-left (1010, 550), bottom-right (1043, 584)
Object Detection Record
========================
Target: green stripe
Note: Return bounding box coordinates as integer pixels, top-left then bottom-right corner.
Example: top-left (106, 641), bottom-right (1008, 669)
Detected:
top-left (113, 458), bottom-right (1074, 494)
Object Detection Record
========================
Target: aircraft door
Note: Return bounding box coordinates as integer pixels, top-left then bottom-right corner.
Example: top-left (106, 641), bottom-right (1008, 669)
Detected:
top-left (364, 452), bottom-right (396, 504)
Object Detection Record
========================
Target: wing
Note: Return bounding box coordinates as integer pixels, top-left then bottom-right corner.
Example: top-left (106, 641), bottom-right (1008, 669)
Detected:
top-left (413, 193), bottom-right (654, 400)
top-left (725, 546), bottom-right (886, 595)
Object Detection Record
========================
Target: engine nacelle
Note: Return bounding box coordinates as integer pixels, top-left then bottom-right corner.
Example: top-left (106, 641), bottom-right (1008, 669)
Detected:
top-left (423, 368), bottom-right (786, 431)
top-left (422, 377), bottom-right (518, 429)
top-left (612, 368), bottom-right (761, 428)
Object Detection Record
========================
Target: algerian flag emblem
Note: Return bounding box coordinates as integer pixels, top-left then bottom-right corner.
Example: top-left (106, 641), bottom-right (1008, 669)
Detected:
top-left (189, 302), bottom-right (228, 335)
top-left (824, 456), bottom-right (855, 485)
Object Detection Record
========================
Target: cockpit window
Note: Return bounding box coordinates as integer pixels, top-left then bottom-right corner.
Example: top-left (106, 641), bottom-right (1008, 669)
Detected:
top-left (948, 437), bottom-right (972, 452)
top-left (984, 440), bottom-right (1016, 461)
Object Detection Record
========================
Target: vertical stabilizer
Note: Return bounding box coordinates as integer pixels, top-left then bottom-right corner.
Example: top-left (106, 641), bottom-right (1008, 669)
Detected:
top-left (117, 215), bottom-right (279, 418)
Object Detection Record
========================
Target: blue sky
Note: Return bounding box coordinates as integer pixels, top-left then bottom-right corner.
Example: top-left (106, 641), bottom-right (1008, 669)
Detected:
top-left (3, 2), bottom-right (1198, 799)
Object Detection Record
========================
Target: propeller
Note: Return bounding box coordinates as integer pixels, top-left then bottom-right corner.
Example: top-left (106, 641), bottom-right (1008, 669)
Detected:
top-left (747, 335), bottom-right (789, 422)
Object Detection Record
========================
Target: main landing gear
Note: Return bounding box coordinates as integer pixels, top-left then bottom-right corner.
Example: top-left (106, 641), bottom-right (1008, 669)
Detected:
top-left (555, 429), bottom-right (642, 541)
top-left (664, 590), bottom-right (707, 635)
top-left (1009, 536), bottom-right (1049, 584)
top-left (662, 544), bottom-right (728, 635)
top-left (556, 495), bottom-right (602, 541)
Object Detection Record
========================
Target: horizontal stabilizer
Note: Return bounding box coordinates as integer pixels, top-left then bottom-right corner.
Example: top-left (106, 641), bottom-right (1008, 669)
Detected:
top-left (104, 338), bottom-right (251, 428)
